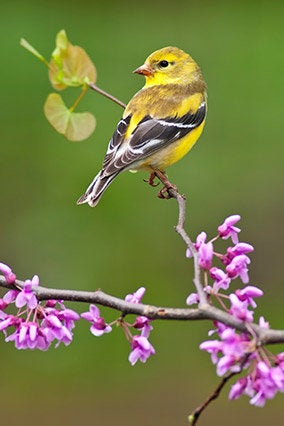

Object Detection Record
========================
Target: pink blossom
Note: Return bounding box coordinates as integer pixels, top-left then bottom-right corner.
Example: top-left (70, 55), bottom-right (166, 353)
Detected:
top-left (128, 335), bottom-right (155, 365)
top-left (199, 340), bottom-right (223, 365)
top-left (209, 267), bottom-right (231, 291)
top-left (229, 294), bottom-right (254, 322)
top-left (133, 316), bottom-right (152, 331)
top-left (3, 290), bottom-right (19, 304)
top-left (186, 292), bottom-right (199, 305)
top-left (5, 322), bottom-right (49, 351)
top-left (222, 243), bottom-right (254, 265)
top-left (15, 275), bottom-right (39, 309)
top-left (229, 377), bottom-right (248, 400)
top-left (0, 262), bottom-right (16, 284)
top-left (246, 361), bottom-right (284, 406)
top-left (81, 304), bottom-right (112, 336)
top-left (125, 287), bottom-right (146, 304)
top-left (0, 314), bottom-right (21, 332)
top-left (226, 254), bottom-right (250, 283)
top-left (200, 327), bottom-right (252, 376)
top-left (186, 232), bottom-right (207, 258)
top-left (218, 215), bottom-right (241, 244)
top-left (258, 316), bottom-right (270, 329)
top-left (235, 286), bottom-right (263, 308)
top-left (198, 242), bottom-right (213, 270)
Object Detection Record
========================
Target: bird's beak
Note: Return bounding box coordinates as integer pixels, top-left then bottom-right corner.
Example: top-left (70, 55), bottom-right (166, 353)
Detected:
top-left (133, 63), bottom-right (154, 77)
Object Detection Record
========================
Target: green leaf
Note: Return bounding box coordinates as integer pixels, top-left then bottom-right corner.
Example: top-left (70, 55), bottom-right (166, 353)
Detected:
top-left (20, 38), bottom-right (49, 67)
top-left (49, 29), bottom-right (97, 90)
top-left (53, 30), bottom-right (68, 57)
top-left (44, 93), bottom-right (96, 141)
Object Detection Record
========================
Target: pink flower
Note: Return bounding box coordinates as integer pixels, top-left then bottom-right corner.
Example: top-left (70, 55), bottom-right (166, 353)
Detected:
top-left (222, 243), bottom-right (254, 265)
top-left (218, 215), bottom-right (241, 244)
top-left (258, 316), bottom-right (270, 329)
top-left (133, 315), bottom-right (152, 332)
top-left (15, 275), bottom-right (39, 309)
top-left (0, 262), bottom-right (16, 284)
top-left (209, 267), bottom-right (231, 291)
top-left (81, 305), bottom-right (112, 336)
top-left (3, 290), bottom-right (19, 304)
top-left (198, 242), bottom-right (213, 270)
top-left (0, 314), bottom-right (20, 332)
top-left (247, 361), bottom-right (284, 406)
top-left (186, 232), bottom-right (207, 258)
top-left (128, 335), bottom-right (155, 365)
top-left (199, 340), bottom-right (223, 365)
top-left (235, 286), bottom-right (263, 308)
top-left (200, 327), bottom-right (252, 376)
top-left (40, 306), bottom-right (79, 347)
top-left (125, 287), bottom-right (146, 304)
top-left (186, 292), bottom-right (199, 305)
top-left (42, 315), bottom-right (73, 346)
top-left (226, 255), bottom-right (250, 283)
top-left (5, 321), bottom-right (49, 351)
top-left (229, 294), bottom-right (254, 322)
top-left (229, 377), bottom-right (248, 400)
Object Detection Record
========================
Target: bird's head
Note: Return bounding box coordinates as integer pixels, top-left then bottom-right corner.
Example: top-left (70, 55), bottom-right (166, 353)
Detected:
top-left (133, 46), bottom-right (201, 86)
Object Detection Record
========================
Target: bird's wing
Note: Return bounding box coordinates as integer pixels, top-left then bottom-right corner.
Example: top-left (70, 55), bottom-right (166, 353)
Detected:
top-left (101, 101), bottom-right (206, 177)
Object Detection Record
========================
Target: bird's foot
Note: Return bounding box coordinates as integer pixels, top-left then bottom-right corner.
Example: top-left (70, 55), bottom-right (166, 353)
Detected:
top-left (145, 169), bottom-right (179, 199)
top-left (153, 169), bottom-right (178, 199)
top-left (157, 183), bottom-right (178, 199)
top-left (144, 172), bottom-right (160, 187)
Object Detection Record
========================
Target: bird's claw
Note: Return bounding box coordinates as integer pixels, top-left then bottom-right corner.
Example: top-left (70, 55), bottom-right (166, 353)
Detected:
top-left (157, 183), bottom-right (178, 199)
top-left (144, 172), bottom-right (160, 187)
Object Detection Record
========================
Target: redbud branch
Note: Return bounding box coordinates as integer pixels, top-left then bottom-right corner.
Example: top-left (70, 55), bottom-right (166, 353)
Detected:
top-left (153, 169), bottom-right (207, 306)
top-left (189, 354), bottom-right (251, 425)
top-left (0, 275), bottom-right (283, 345)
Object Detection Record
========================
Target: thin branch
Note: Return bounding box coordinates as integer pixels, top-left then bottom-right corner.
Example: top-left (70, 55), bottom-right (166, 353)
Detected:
top-left (88, 83), bottom-right (126, 109)
top-left (1, 276), bottom-right (284, 345)
top-left (188, 354), bottom-right (250, 425)
top-left (153, 169), bottom-right (207, 306)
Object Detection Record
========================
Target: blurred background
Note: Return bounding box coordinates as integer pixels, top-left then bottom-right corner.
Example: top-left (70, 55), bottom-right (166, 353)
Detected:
top-left (1, 0), bottom-right (284, 424)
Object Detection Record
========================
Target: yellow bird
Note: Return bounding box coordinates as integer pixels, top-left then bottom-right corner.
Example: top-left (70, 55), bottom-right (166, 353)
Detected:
top-left (77, 46), bottom-right (207, 207)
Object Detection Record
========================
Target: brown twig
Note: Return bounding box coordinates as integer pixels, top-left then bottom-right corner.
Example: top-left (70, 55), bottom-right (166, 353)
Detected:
top-left (188, 354), bottom-right (250, 425)
top-left (88, 83), bottom-right (126, 109)
top-left (189, 371), bottom-right (240, 425)
top-left (153, 169), bottom-right (208, 306)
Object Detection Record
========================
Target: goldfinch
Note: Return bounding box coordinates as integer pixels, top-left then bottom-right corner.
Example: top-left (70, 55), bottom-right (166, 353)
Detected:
top-left (77, 46), bottom-right (207, 207)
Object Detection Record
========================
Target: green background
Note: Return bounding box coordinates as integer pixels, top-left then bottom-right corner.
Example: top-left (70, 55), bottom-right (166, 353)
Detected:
top-left (1, 0), bottom-right (284, 424)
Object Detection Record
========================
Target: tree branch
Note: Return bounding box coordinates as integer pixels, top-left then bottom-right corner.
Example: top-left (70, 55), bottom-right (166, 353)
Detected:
top-left (0, 275), bottom-right (283, 345)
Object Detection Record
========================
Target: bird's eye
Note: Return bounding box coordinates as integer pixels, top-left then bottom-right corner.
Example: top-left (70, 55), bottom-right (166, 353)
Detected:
top-left (158, 60), bottom-right (169, 68)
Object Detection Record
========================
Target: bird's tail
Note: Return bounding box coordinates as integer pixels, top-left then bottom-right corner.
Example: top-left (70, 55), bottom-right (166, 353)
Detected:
top-left (77, 172), bottom-right (118, 207)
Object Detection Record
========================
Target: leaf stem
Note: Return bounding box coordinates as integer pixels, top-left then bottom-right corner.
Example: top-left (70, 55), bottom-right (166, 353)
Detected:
top-left (69, 86), bottom-right (88, 112)
top-left (20, 38), bottom-right (50, 68)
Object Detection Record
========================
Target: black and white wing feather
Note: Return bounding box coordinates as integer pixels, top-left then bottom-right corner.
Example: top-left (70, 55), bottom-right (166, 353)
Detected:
top-left (102, 101), bottom-right (206, 175)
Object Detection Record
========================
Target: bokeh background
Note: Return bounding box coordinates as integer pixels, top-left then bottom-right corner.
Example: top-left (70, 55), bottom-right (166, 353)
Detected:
top-left (1, 0), bottom-right (284, 424)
